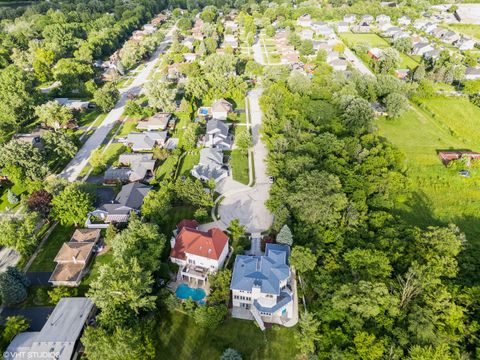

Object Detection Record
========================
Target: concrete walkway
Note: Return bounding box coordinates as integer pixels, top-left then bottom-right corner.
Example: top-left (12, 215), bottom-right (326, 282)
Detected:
top-left (59, 25), bottom-right (176, 182)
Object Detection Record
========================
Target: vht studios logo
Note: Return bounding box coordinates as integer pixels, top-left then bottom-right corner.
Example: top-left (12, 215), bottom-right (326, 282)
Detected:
top-left (3, 351), bottom-right (60, 359)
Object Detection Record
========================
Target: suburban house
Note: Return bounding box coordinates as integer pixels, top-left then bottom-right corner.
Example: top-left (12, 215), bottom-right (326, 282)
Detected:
top-left (354, 22), bottom-right (371, 32)
top-left (392, 31), bottom-right (410, 41)
top-left (296, 14), bottom-right (312, 27)
top-left (383, 26), bottom-right (401, 37)
top-left (438, 151), bottom-right (480, 165)
top-left (465, 67), bottom-right (480, 80)
top-left (5, 298), bottom-right (95, 360)
top-left (126, 131), bottom-right (168, 151)
top-left (376, 14), bottom-right (391, 23)
top-left (137, 112), bottom-right (173, 131)
top-left (329, 58), bottom-right (348, 71)
top-left (191, 148), bottom-right (228, 183)
top-left (336, 21), bottom-right (349, 33)
top-left (170, 220), bottom-right (229, 285)
top-left (231, 244), bottom-right (296, 330)
top-left (413, 19), bottom-right (428, 30)
top-left (412, 42), bottom-right (435, 56)
top-left (86, 183), bottom-right (151, 228)
top-left (423, 22), bottom-right (437, 34)
top-left (343, 14), bottom-right (356, 23)
top-left (398, 15), bottom-right (412, 25)
top-left (368, 47), bottom-right (383, 60)
top-left (54, 98), bottom-right (90, 111)
top-left (212, 99), bottom-right (233, 120)
top-left (224, 20), bottom-right (238, 31)
top-left (14, 131), bottom-right (44, 149)
top-left (442, 30), bottom-right (461, 44)
top-left (424, 48), bottom-right (441, 60)
top-left (223, 34), bottom-right (238, 48)
top-left (104, 153), bottom-right (156, 184)
top-left (455, 38), bottom-right (476, 50)
top-left (183, 53), bottom-right (197, 62)
top-left (361, 14), bottom-right (374, 24)
top-left (49, 229), bottom-right (101, 287)
top-left (395, 69), bottom-right (410, 80)
top-left (181, 36), bottom-right (195, 50)
top-left (300, 29), bottom-right (314, 40)
top-left (203, 119), bottom-right (233, 149)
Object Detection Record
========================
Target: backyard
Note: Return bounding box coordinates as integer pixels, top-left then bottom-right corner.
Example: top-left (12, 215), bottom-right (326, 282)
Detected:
top-left (28, 223), bottom-right (75, 272)
top-left (154, 310), bottom-right (297, 360)
top-left (0, 182), bottom-right (26, 211)
top-left (448, 24), bottom-right (480, 40)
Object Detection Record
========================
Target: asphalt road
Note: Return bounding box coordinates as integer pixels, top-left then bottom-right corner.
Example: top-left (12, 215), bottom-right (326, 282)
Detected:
top-left (59, 26), bottom-right (176, 182)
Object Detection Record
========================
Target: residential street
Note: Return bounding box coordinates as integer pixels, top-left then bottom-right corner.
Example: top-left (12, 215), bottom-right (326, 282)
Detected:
top-left (59, 25), bottom-right (176, 182)
top-left (217, 88), bottom-right (274, 233)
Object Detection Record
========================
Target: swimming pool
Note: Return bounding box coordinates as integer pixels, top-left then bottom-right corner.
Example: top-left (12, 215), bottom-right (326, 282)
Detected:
top-left (175, 284), bottom-right (206, 302)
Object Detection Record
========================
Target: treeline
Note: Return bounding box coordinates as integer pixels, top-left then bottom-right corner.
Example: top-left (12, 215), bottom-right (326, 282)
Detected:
top-left (260, 65), bottom-right (480, 358)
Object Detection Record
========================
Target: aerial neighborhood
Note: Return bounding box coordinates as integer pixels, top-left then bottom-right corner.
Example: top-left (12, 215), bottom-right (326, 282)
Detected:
top-left (0, 0), bottom-right (480, 359)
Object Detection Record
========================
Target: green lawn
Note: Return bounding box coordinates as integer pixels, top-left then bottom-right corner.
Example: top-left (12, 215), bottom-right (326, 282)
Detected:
top-left (161, 206), bottom-right (198, 235)
top-left (156, 156), bottom-right (179, 181)
top-left (116, 119), bottom-right (138, 138)
top-left (28, 224), bottom-right (75, 272)
top-left (103, 143), bottom-right (126, 166)
top-left (399, 53), bottom-right (419, 69)
top-left (0, 182), bottom-right (26, 211)
top-left (377, 99), bottom-right (480, 242)
top-left (154, 311), bottom-right (298, 360)
top-left (177, 152), bottom-right (200, 178)
top-left (231, 150), bottom-right (249, 185)
top-left (340, 32), bottom-right (390, 48)
top-left (448, 24), bottom-right (480, 40)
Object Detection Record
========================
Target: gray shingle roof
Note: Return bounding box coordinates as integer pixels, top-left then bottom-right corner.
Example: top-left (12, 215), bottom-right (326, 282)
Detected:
top-left (99, 183), bottom-right (151, 214)
top-left (230, 244), bottom-right (290, 295)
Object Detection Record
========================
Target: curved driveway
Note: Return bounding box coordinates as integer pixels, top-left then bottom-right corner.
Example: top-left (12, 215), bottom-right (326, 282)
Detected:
top-left (216, 88), bottom-right (274, 233)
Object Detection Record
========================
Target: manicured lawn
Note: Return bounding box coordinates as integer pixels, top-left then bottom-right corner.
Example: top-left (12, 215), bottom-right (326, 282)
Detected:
top-left (231, 150), bottom-right (249, 185)
top-left (399, 53), bottom-right (419, 69)
top-left (103, 143), bottom-right (126, 166)
top-left (0, 182), bottom-right (26, 211)
top-left (154, 310), bottom-right (298, 360)
top-left (116, 119), bottom-right (138, 138)
top-left (340, 32), bottom-right (390, 48)
top-left (156, 156), bottom-right (179, 181)
top-left (177, 152), bottom-right (200, 178)
top-left (28, 224), bottom-right (75, 272)
top-left (376, 100), bottom-right (480, 244)
top-left (448, 24), bottom-right (480, 40)
top-left (161, 206), bottom-right (198, 235)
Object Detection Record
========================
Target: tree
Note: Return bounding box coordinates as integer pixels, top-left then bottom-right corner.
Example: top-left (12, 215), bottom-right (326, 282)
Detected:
top-left (193, 304), bottom-right (228, 328)
top-left (88, 258), bottom-right (156, 328)
top-left (384, 92), bottom-right (408, 118)
top-left (2, 316), bottom-right (29, 344)
top-left (145, 80), bottom-right (176, 112)
top-left (413, 65), bottom-right (426, 82)
top-left (287, 71), bottom-right (311, 95)
top-left (0, 212), bottom-right (39, 255)
top-left (81, 322), bottom-right (155, 360)
top-left (174, 178), bottom-right (214, 208)
top-left (393, 37), bottom-right (412, 53)
top-left (7, 190), bottom-right (18, 205)
top-left (344, 249), bottom-right (392, 280)
top-left (0, 65), bottom-right (39, 133)
top-left (141, 186), bottom-right (173, 225)
top-left (235, 130), bottom-right (252, 154)
top-left (109, 218), bottom-right (166, 273)
top-left (221, 348), bottom-right (242, 360)
top-left (94, 83), bottom-right (120, 112)
top-left (35, 101), bottom-right (74, 129)
top-left (354, 332), bottom-right (385, 360)
top-left (290, 246), bottom-right (317, 274)
top-left (463, 79), bottom-right (480, 95)
top-left (48, 286), bottom-right (77, 304)
top-left (0, 267), bottom-right (30, 305)
top-left (276, 225), bottom-right (293, 246)
top-left (33, 48), bottom-right (55, 82)
top-left (341, 97), bottom-right (374, 135)
top-left (43, 131), bottom-right (78, 164)
top-left (52, 58), bottom-right (93, 92)
top-left (51, 184), bottom-right (94, 226)
top-left (185, 77), bottom-right (209, 100)
top-left (208, 269), bottom-right (232, 304)
top-left (295, 312), bottom-right (320, 355)
top-left (27, 189), bottom-right (53, 217)
top-left (228, 219), bottom-right (245, 243)
top-left (299, 40), bottom-right (314, 56)
top-left (0, 140), bottom-right (48, 183)
top-left (89, 149), bottom-right (106, 172)
top-left (377, 48), bottom-right (401, 74)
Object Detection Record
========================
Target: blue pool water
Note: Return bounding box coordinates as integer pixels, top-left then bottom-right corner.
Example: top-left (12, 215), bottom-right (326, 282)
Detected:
top-left (175, 284), bottom-right (206, 303)
top-left (199, 107), bottom-right (209, 115)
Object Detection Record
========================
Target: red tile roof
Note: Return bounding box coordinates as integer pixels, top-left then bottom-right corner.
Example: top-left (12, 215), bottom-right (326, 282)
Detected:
top-left (171, 227), bottom-right (229, 260)
top-left (177, 219), bottom-right (199, 231)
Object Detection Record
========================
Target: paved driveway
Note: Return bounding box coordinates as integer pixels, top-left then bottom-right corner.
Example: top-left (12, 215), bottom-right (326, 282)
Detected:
top-left (59, 26), bottom-right (176, 182)
top-left (217, 88), bottom-right (273, 233)
top-left (0, 307), bottom-right (55, 331)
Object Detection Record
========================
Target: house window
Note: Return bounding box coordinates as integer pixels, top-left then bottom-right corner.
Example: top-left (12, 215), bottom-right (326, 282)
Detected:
top-left (188, 259), bottom-right (195, 264)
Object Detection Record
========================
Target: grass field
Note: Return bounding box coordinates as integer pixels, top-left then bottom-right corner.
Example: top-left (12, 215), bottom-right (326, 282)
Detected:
top-left (29, 224), bottom-right (75, 272)
top-left (448, 24), bottom-right (480, 40)
top-left (161, 206), bottom-right (198, 235)
top-left (377, 98), bottom-right (480, 242)
top-left (0, 182), bottom-right (26, 211)
top-left (154, 311), bottom-right (297, 360)
top-left (230, 150), bottom-right (249, 185)
top-left (177, 152), bottom-right (200, 178)
top-left (340, 32), bottom-right (390, 48)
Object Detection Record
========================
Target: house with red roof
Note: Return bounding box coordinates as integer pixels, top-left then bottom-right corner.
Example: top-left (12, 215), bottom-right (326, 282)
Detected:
top-left (170, 220), bottom-right (229, 285)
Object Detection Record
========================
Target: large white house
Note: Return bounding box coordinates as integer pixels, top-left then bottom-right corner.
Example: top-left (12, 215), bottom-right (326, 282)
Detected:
top-left (170, 220), bottom-right (229, 285)
top-left (230, 244), bottom-right (296, 330)
top-left (211, 99), bottom-right (233, 120)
